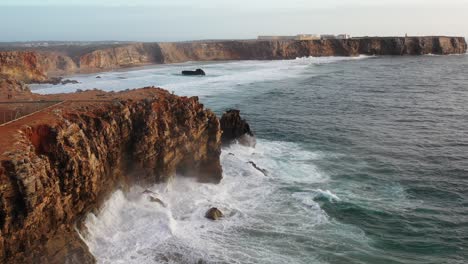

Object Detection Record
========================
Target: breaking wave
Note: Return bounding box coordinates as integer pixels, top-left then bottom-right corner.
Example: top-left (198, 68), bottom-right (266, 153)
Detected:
top-left (81, 139), bottom-right (333, 264)
top-left (31, 56), bottom-right (371, 97)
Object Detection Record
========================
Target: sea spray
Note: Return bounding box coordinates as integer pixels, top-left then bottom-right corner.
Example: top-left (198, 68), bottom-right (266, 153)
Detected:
top-left (76, 55), bottom-right (468, 263)
top-left (82, 139), bottom-right (331, 263)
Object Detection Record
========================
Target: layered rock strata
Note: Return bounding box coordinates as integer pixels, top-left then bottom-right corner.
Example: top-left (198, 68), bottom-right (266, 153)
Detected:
top-left (0, 87), bottom-right (222, 263)
top-left (1, 36), bottom-right (466, 83)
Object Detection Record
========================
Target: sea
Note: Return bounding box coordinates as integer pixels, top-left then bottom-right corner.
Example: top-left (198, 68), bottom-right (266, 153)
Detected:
top-left (30, 54), bottom-right (468, 264)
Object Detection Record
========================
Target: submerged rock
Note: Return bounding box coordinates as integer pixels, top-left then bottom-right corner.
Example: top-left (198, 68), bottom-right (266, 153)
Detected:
top-left (62, 79), bottom-right (79, 85)
top-left (205, 207), bottom-right (223, 220)
top-left (37, 77), bottom-right (80, 85)
top-left (220, 109), bottom-right (255, 146)
top-left (149, 196), bottom-right (167, 207)
top-left (248, 161), bottom-right (267, 176)
top-left (142, 189), bottom-right (156, 194)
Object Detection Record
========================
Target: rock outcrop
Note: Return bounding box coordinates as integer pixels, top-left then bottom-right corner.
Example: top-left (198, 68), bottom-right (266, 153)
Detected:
top-left (248, 161), bottom-right (268, 176)
top-left (0, 87), bottom-right (222, 263)
top-left (0, 37), bottom-right (466, 83)
top-left (182, 69), bottom-right (206, 76)
top-left (205, 207), bottom-right (223, 220)
top-left (220, 109), bottom-right (254, 146)
top-left (0, 51), bottom-right (48, 83)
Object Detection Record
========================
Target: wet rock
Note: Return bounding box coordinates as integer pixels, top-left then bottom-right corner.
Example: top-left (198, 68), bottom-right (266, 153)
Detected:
top-left (220, 109), bottom-right (255, 146)
top-left (149, 196), bottom-right (167, 207)
top-left (96, 76), bottom-right (101, 78)
top-left (248, 161), bottom-right (267, 176)
top-left (205, 207), bottom-right (223, 220)
top-left (142, 189), bottom-right (156, 195)
top-left (36, 77), bottom-right (79, 85)
top-left (182, 68), bottom-right (205, 76)
top-left (61, 79), bottom-right (79, 85)
top-left (44, 77), bottom-right (63, 85)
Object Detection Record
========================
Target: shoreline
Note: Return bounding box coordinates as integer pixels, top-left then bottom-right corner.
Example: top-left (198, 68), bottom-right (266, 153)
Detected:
top-left (0, 36), bottom-right (466, 84)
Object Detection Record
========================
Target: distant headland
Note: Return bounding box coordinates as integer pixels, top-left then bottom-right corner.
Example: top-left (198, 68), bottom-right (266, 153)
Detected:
top-left (0, 36), bottom-right (466, 83)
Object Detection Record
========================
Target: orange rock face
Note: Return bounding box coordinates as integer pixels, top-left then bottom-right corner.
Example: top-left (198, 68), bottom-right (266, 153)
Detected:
top-left (0, 51), bottom-right (47, 82)
top-left (1, 37), bottom-right (466, 83)
top-left (0, 87), bottom-right (222, 263)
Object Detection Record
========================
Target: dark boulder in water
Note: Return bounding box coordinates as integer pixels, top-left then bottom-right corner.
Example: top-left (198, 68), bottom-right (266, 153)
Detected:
top-left (148, 196), bottom-right (167, 207)
top-left (220, 109), bottom-right (255, 146)
top-left (182, 68), bottom-right (206, 76)
top-left (205, 207), bottom-right (223, 220)
top-left (248, 161), bottom-right (267, 176)
top-left (61, 79), bottom-right (79, 85)
top-left (142, 189), bottom-right (156, 194)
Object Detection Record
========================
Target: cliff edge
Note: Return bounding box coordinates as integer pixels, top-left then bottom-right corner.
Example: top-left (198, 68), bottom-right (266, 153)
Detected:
top-left (0, 87), bottom-right (222, 263)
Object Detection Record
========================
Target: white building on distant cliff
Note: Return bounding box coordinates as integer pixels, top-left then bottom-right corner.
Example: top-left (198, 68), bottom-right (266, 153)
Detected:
top-left (320, 34), bottom-right (351, 40)
top-left (258, 34), bottom-right (320, 41)
top-left (336, 34), bottom-right (351, 39)
top-left (257, 36), bottom-right (295, 40)
top-left (295, 34), bottom-right (320, 40)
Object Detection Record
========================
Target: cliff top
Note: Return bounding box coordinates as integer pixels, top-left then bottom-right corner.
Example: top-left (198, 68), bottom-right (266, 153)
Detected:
top-left (0, 87), bottom-right (190, 159)
top-left (0, 36), bottom-right (465, 53)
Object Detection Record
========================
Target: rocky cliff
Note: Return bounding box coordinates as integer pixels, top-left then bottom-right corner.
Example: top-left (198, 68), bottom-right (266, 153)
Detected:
top-left (0, 87), bottom-right (222, 263)
top-left (0, 51), bottom-right (77, 83)
top-left (0, 36), bottom-right (466, 83)
top-left (0, 51), bottom-right (48, 83)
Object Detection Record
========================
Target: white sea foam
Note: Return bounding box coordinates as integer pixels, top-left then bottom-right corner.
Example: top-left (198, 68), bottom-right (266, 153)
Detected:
top-left (81, 139), bottom-right (331, 264)
top-left (31, 56), bottom-right (370, 97)
top-left (314, 189), bottom-right (341, 202)
top-left (73, 57), bottom-right (370, 263)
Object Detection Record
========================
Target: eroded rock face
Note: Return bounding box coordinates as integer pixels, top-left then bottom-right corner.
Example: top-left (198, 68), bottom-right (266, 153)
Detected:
top-left (0, 87), bottom-right (222, 263)
top-left (79, 43), bottom-right (163, 71)
top-left (220, 109), bottom-right (254, 146)
top-left (0, 51), bottom-right (48, 83)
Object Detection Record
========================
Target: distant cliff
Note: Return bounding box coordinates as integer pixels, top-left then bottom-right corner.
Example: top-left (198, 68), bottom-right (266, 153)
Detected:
top-left (0, 51), bottom-right (77, 82)
top-left (0, 36), bottom-right (466, 82)
top-left (0, 88), bottom-right (222, 263)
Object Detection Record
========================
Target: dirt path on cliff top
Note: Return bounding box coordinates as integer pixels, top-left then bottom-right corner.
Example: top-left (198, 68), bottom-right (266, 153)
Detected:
top-left (0, 87), bottom-right (173, 159)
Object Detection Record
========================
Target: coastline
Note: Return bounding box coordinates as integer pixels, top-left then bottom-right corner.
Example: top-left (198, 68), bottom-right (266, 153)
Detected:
top-left (1, 37), bottom-right (467, 263)
top-left (0, 87), bottom-right (224, 263)
top-left (0, 36), bottom-right (466, 84)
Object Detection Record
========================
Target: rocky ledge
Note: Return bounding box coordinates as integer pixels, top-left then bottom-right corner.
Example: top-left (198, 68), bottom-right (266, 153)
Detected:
top-left (0, 87), bottom-right (222, 263)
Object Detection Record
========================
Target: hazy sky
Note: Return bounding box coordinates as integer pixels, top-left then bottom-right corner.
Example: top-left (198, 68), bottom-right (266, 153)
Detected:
top-left (1, 0), bottom-right (467, 41)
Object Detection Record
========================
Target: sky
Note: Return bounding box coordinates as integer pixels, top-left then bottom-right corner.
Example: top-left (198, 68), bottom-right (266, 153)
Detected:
top-left (0, 0), bottom-right (467, 42)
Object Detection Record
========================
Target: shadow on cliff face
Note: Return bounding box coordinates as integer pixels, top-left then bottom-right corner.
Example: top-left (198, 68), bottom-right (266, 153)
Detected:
top-left (146, 42), bottom-right (165, 64)
top-left (29, 125), bottom-right (58, 156)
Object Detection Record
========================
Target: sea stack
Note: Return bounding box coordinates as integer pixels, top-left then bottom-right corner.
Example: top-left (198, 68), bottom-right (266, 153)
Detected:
top-left (182, 69), bottom-right (206, 76)
top-left (220, 109), bottom-right (255, 146)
